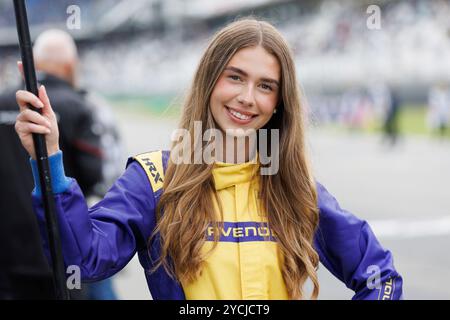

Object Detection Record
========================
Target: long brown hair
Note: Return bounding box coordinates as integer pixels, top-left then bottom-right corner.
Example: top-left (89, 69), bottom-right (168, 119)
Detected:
top-left (150, 18), bottom-right (320, 299)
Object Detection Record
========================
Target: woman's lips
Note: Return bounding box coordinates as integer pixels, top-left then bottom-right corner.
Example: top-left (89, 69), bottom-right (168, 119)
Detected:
top-left (225, 105), bottom-right (257, 125)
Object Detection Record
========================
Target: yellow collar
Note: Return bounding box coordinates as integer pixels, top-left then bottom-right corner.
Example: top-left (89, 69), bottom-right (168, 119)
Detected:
top-left (212, 155), bottom-right (260, 191)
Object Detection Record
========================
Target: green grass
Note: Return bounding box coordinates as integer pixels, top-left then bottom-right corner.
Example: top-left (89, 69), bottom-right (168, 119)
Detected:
top-left (398, 106), bottom-right (428, 135)
top-left (325, 105), bottom-right (450, 139)
top-left (105, 94), bottom-right (181, 119)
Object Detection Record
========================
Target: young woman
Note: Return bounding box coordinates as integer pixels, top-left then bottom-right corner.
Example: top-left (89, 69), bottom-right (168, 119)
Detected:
top-left (14, 18), bottom-right (403, 300)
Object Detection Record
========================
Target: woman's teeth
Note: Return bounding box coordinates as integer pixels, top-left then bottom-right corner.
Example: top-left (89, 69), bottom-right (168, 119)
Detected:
top-left (228, 108), bottom-right (253, 120)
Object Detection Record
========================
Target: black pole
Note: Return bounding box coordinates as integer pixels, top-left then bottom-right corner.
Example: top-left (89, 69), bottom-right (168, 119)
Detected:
top-left (13, 0), bottom-right (69, 300)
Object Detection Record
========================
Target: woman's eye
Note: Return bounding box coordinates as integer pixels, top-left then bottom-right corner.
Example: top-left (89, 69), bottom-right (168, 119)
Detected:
top-left (229, 75), bottom-right (241, 81)
top-left (260, 83), bottom-right (273, 91)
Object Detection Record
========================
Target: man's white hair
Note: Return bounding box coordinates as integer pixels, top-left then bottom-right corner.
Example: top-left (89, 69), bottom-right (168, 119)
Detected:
top-left (33, 29), bottom-right (78, 64)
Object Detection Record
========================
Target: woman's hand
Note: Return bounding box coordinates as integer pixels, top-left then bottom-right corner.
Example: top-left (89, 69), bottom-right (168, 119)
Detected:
top-left (15, 63), bottom-right (60, 160)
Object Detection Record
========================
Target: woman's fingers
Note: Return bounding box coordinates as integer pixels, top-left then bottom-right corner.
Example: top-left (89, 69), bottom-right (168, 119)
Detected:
top-left (38, 85), bottom-right (55, 117)
top-left (14, 77), bottom-right (59, 160)
top-left (16, 90), bottom-right (44, 111)
top-left (17, 109), bottom-right (51, 128)
top-left (15, 83), bottom-right (60, 159)
top-left (15, 121), bottom-right (51, 135)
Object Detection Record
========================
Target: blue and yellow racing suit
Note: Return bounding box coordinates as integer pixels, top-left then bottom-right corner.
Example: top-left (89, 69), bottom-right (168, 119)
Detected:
top-left (30, 150), bottom-right (403, 300)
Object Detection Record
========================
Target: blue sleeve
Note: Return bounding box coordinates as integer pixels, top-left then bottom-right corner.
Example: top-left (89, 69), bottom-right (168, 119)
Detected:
top-left (314, 182), bottom-right (403, 300)
top-left (31, 153), bottom-right (157, 282)
top-left (29, 151), bottom-right (72, 197)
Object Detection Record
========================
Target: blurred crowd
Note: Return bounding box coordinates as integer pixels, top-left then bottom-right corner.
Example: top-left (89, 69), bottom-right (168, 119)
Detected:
top-left (86, 0), bottom-right (450, 93)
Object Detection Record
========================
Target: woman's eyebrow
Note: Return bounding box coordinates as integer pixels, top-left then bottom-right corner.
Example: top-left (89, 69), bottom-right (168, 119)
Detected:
top-left (225, 66), bottom-right (279, 87)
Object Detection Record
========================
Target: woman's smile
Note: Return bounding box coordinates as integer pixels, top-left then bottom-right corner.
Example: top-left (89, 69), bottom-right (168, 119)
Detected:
top-left (225, 105), bottom-right (258, 125)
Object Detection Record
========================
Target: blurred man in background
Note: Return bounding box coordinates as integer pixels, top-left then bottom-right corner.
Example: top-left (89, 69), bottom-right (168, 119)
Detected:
top-left (0, 29), bottom-right (119, 299)
top-left (382, 87), bottom-right (401, 146)
top-left (427, 82), bottom-right (450, 138)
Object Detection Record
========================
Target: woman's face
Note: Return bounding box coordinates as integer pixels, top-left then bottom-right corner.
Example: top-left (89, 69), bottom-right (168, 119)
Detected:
top-left (210, 45), bottom-right (281, 134)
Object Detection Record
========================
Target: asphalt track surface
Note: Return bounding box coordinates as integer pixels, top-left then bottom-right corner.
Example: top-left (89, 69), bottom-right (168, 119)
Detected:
top-left (108, 109), bottom-right (450, 300)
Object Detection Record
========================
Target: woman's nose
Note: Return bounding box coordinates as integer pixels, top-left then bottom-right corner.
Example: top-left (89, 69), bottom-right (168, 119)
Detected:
top-left (237, 84), bottom-right (256, 107)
